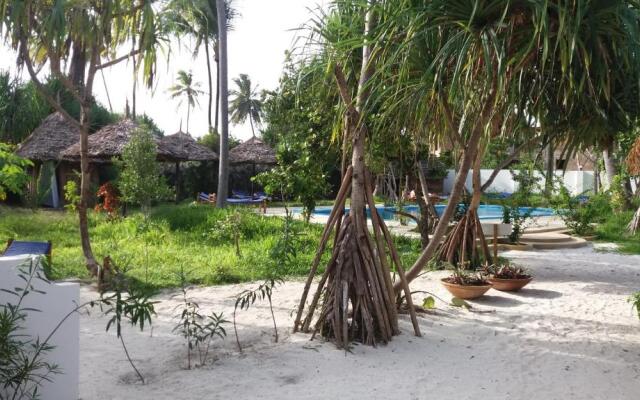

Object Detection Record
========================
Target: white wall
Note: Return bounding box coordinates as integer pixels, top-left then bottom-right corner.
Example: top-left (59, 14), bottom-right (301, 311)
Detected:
top-left (0, 255), bottom-right (79, 400)
top-left (443, 169), bottom-right (595, 195)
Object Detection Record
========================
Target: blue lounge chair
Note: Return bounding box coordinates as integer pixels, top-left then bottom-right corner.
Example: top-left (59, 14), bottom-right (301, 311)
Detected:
top-left (197, 192), bottom-right (217, 204)
top-left (3, 239), bottom-right (52, 264)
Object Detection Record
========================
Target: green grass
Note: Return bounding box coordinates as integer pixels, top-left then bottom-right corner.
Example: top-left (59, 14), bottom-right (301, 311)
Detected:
top-left (0, 204), bottom-right (422, 289)
top-left (595, 209), bottom-right (640, 254)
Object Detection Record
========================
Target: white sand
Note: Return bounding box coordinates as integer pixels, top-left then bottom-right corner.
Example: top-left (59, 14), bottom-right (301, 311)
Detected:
top-left (78, 246), bottom-right (640, 399)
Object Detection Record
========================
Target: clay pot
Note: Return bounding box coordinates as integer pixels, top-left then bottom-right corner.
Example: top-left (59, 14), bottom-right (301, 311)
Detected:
top-left (441, 279), bottom-right (492, 300)
top-left (487, 276), bottom-right (532, 292)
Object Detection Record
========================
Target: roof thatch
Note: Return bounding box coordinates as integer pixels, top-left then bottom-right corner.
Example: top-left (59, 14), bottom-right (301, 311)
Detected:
top-left (229, 137), bottom-right (277, 165)
top-left (61, 119), bottom-right (181, 163)
top-left (159, 131), bottom-right (219, 162)
top-left (15, 113), bottom-right (80, 161)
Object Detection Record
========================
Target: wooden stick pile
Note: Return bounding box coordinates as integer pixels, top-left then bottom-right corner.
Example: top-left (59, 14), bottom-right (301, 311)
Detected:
top-left (293, 167), bottom-right (421, 348)
top-left (437, 209), bottom-right (493, 267)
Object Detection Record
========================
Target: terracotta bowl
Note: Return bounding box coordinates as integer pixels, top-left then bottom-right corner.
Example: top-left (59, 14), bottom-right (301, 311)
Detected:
top-left (487, 277), bottom-right (532, 292)
top-left (441, 279), bottom-right (492, 300)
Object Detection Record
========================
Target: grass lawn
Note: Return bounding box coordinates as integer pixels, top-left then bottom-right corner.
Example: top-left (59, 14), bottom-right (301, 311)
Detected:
top-left (0, 204), bottom-right (422, 290)
top-left (595, 209), bottom-right (640, 254)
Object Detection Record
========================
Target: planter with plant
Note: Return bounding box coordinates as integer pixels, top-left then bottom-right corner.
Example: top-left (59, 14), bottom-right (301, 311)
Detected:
top-left (441, 265), bottom-right (492, 300)
top-left (483, 262), bottom-right (533, 291)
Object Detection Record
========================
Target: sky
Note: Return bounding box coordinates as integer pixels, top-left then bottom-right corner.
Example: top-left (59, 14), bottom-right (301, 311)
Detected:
top-left (0, 0), bottom-right (326, 141)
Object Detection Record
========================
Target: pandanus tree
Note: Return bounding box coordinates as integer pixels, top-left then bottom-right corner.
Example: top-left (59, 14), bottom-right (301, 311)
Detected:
top-left (393, 0), bottom-right (640, 285)
top-left (294, 0), bottom-right (421, 347)
top-left (0, 0), bottom-right (164, 274)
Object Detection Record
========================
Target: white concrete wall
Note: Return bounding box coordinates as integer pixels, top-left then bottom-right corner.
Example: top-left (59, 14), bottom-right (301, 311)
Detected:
top-left (443, 169), bottom-right (595, 195)
top-left (0, 255), bottom-right (79, 400)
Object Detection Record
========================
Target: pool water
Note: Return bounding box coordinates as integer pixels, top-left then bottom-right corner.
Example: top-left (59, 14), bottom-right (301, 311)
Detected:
top-left (307, 204), bottom-right (555, 222)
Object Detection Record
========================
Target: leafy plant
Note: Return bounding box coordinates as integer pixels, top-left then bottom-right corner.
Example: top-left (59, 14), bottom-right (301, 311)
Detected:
top-left (63, 179), bottom-right (81, 212)
top-left (500, 161), bottom-right (539, 243)
top-left (96, 264), bottom-right (157, 384)
top-left (172, 267), bottom-right (228, 369)
top-left (210, 210), bottom-right (244, 258)
top-left (482, 262), bottom-right (531, 279)
top-left (0, 142), bottom-right (32, 201)
top-left (254, 140), bottom-right (328, 223)
top-left (233, 278), bottom-right (283, 352)
top-left (443, 264), bottom-right (488, 286)
top-left (116, 126), bottom-right (172, 215)
top-left (94, 182), bottom-right (120, 219)
top-left (551, 186), bottom-right (611, 236)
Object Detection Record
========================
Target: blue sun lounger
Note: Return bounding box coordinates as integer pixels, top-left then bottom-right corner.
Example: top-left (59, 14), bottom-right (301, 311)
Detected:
top-left (2, 239), bottom-right (52, 264)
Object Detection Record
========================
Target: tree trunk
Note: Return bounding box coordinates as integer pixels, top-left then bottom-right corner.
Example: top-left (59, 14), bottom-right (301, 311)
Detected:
top-left (214, 46), bottom-right (220, 133)
top-left (69, 42), bottom-right (86, 87)
top-left (603, 138), bottom-right (618, 189)
top-left (544, 137), bottom-right (554, 196)
top-left (205, 38), bottom-right (213, 132)
top-left (628, 205), bottom-right (640, 235)
top-left (397, 87), bottom-right (497, 291)
top-left (249, 112), bottom-right (255, 137)
top-left (216, 0), bottom-right (229, 207)
top-left (78, 103), bottom-right (99, 275)
top-left (186, 103), bottom-right (191, 134)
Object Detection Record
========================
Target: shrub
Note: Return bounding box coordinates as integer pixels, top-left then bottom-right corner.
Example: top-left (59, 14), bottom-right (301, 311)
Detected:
top-left (117, 127), bottom-right (172, 214)
top-left (551, 187), bottom-right (611, 236)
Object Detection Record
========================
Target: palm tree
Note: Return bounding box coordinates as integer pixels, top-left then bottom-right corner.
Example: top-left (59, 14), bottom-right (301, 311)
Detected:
top-left (168, 70), bottom-right (203, 134)
top-left (216, 0), bottom-right (229, 207)
top-left (229, 74), bottom-right (263, 137)
top-left (167, 0), bottom-right (236, 133)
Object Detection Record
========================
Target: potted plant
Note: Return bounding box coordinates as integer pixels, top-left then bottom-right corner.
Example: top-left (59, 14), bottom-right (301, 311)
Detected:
top-left (484, 262), bottom-right (533, 291)
top-left (441, 266), bottom-right (492, 300)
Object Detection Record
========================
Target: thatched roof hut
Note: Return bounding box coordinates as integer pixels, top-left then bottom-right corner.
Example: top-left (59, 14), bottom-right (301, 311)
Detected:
top-left (229, 137), bottom-right (277, 165)
top-left (160, 131), bottom-right (219, 162)
top-left (15, 113), bottom-right (79, 161)
top-left (61, 119), bottom-right (178, 162)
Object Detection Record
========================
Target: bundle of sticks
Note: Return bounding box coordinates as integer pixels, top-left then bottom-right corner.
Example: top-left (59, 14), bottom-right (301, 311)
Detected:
top-left (293, 166), bottom-right (421, 348)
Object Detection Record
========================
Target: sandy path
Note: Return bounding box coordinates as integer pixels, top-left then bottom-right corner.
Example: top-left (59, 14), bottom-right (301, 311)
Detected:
top-left (78, 246), bottom-right (640, 399)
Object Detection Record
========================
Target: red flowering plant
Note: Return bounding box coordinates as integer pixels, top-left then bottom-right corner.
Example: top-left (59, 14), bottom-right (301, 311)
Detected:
top-left (95, 182), bottom-right (120, 219)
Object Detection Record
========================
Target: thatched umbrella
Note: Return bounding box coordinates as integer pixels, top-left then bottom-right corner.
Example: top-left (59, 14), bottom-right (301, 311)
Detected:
top-left (16, 112), bottom-right (80, 161)
top-left (61, 119), bottom-right (176, 162)
top-left (159, 131), bottom-right (219, 200)
top-left (228, 137), bottom-right (276, 195)
top-left (15, 112), bottom-right (80, 206)
top-left (159, 131), bottom-right (219, 162)
top-left (229, 137), bottom-right (277, 165)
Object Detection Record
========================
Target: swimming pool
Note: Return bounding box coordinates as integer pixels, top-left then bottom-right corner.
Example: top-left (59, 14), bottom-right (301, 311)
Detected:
top-left (306, 204), bottom-right (555, 222)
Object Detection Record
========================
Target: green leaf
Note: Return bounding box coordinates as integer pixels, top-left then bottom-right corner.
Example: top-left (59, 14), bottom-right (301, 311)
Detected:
top-left (450, 297), bottom-right (472, 310)
top-left (422, 296), bottom-right (436, 310)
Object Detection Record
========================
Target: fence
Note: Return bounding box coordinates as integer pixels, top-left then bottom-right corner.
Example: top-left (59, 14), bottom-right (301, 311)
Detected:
top-left (442, 169), bottom-right (596, 195)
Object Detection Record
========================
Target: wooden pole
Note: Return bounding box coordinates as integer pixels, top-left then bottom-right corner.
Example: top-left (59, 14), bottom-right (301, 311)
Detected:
top-left (493, 224), bottom-right (498, 260)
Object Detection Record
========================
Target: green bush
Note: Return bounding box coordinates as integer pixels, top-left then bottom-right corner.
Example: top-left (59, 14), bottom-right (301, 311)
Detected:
top-left (551, 188), bottom-right (612, 236)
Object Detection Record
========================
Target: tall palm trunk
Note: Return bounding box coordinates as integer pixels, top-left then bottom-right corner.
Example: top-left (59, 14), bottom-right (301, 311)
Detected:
top-left (249, 112), bottom-right (255, 137)
top-left (216, 0), bottom-right (229, 206)
top-left (186, 103), bottom-right (191, 134)
top-left (205, 37), bottom-right (213, 132)
top-left (214, 47), bottom-right (220, 133)
top-left (603, 138), bottom-right (618, 189)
